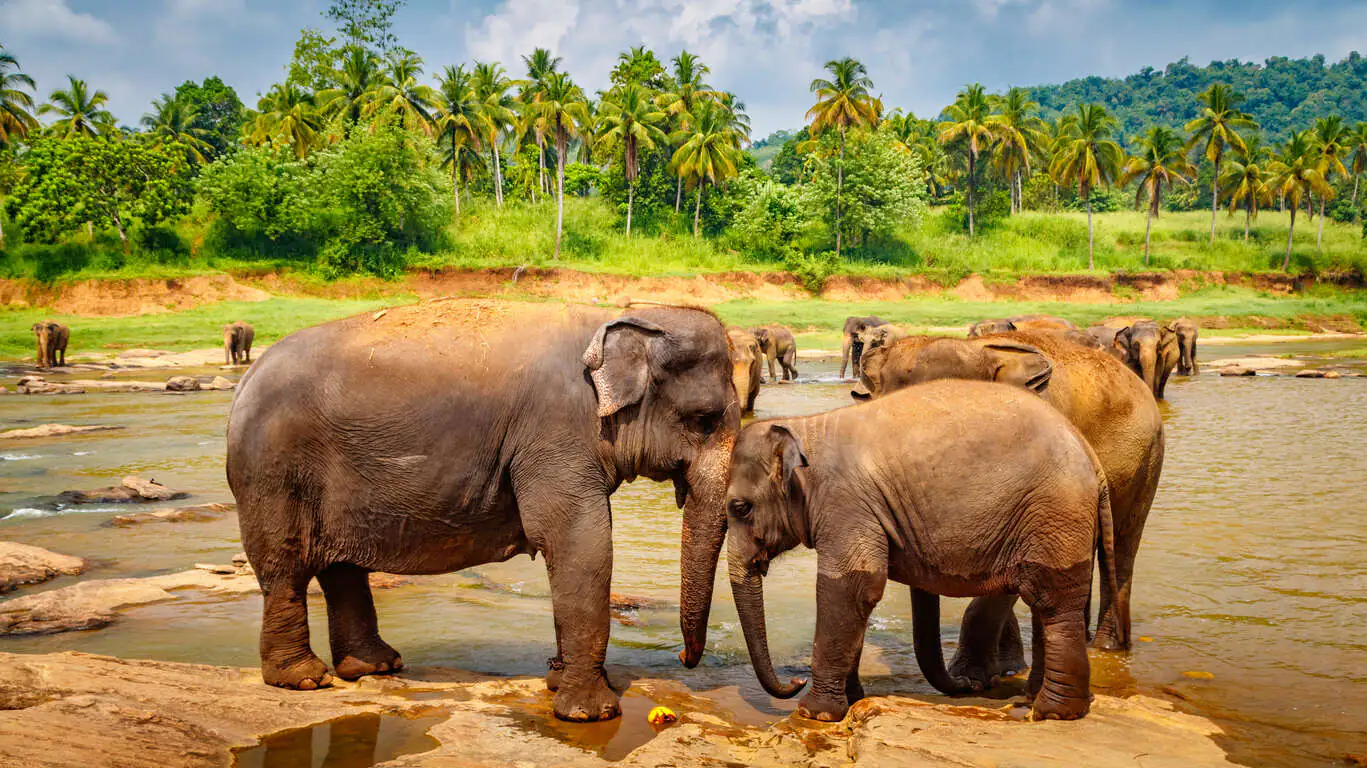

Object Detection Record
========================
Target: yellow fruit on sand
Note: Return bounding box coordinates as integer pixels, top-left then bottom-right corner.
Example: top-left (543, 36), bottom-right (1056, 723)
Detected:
top-left (647, 705), bottom-right (678, 727)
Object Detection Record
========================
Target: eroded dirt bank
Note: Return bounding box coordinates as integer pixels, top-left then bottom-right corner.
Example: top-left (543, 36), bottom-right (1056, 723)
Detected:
top-left (0, 652), bottom-right (1234, 767)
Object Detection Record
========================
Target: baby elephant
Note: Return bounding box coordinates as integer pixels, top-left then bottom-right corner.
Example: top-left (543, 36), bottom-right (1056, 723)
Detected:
top-left (31, 321), bottom-right (69, 369)
top-left (726, 380), bottom-right (1117, 722)
top-left (748, 324), bottom-right (798, 382)
top-left (223, 321), bottom-right (255, 365)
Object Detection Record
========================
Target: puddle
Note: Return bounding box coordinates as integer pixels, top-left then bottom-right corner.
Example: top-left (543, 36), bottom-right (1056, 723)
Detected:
top-left (496, 689), bottom-right (672, 762)
top-left (231, 712), bottom-right (445, 768)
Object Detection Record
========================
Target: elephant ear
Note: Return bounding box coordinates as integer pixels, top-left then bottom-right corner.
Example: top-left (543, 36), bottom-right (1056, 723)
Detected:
top-left (582, 317), bottom-right (666, 418)
top-left (766, 424), bottom-right (809, 484)
top-left (983, 341), bottom-right (1053, 394)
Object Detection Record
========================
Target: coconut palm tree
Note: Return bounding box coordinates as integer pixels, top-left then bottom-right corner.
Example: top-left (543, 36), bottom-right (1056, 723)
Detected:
top-left (1038, 116), bottom-right (1078, 204)
top-left (717, 91), bottom-right (751, 147)
top-left (246, 82), bottom-right (323, 159)
top-left (1310, 115), bottom-right (1349, 248)
top-left (524, 72), bottom-right (589, 259)
top-left (319, 46), bottom-right (384, 125)
top-left (808, 57), bottom-right (879, 257)
top-left (472, 62), bottom-right (517, 207)
top-left (0, 44), bottom-right (38, 150)
top-left (520, 48), bottom-right (562, 199)
top-left (40, 75), bottom-right (114, 138)
top-left (938, 83), bottom-right (998, 236)
top-left (434, 64), bottom-right (486, 216)
top-left (1050, 103), bottom-right (1123, 269)
top-left (991, 87), bottom-right (1045, 214)
top-left (1268, 130), bottom-right (1333, 271)
top-left (658, 50), bottom-right (718, 212)
top-left (597, 83), bottom-right (667, 236)
top-left (371, 51), bottom-right (436, 134)
top-left (1120, 125), bottom-right (1194, 264)
top-left (670, 100), bottom-right (738, 237)
top-left (1220, 136), bottom-right (1271, 241)
top-left (140, 93), bottom-right (213, 164)
top-left (1348, 122), bottom-right (1367, 214)
top-left (1185, 83), bottom-right (1257, 244)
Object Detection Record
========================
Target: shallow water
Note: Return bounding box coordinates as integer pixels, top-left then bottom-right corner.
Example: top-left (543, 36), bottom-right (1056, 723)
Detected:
top-left (2, 348), bottom-right (1365, 766)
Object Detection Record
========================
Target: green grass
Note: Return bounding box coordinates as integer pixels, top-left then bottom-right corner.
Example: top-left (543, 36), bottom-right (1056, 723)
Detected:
top-left (0, 296), bottom-right (404, 361)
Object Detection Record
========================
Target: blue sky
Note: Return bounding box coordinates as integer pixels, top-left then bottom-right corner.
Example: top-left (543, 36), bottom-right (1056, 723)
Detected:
top-left (2, 0), bottom-right (1365, 136)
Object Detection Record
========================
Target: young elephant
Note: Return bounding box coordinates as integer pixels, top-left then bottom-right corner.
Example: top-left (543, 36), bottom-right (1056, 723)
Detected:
top-left (748, 324), bottom-right (798, 382)
top-left (1114, 320), bottom-right (1179, 398)
top-left (31, 321), bottom-right (69, 369)
top-left (839, 315), bottom-right (887, 379)
top-left (968, 314), bottom-right (1075, 338)
top-left (726, 381), bottom-right (1117, 722)
top-left (223, 321), bottom-right (255, 365)
top-left (726, 327), bottom-right (763, 414)
top-left (1167, 318), bottom-right (1199, 375)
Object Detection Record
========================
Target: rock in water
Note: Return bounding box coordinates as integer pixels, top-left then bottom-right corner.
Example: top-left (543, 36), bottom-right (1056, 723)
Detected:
top-left (104, 503), bottom-right (232, 528)
top-left (58, 476), bottom-right (185, 505)
top-left (1218, 367), bottom-right (1257, 377)
top-left (206, 376), bottom-right (236, 390)
top-left (0, 543), bottom-right (86, 594)
top-left (164, 376), bottom-right (200, 392)
top-left (0, 424), bottom-right (123, 440)
top-left (1294, 369), bottom-right (1326, 378)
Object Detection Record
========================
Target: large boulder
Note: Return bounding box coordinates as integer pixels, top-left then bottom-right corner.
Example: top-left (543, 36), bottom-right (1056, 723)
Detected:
top-left (104, 503), bottom-right (233, 528)
top-left (15, 377), bottom-right (85, 395)
top-left (164, 376), bottom-right (200, 392)
top-left (58, 476), bottom-right (185, 505)
top-left (0, 543), bottom-right (86, 594)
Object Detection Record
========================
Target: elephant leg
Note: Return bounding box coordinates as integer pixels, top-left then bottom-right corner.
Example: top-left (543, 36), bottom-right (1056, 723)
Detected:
top-left (1094, 479), bottom-right (1154, 651)
top-left (245, 343), bottom-right (252, 364)
top-left (798, 544), bottom-right (887, 722)
top-left (1027, 606), bottom-right (1091, 720)
top-left (256, 562), bottom-right (332, 690)
top-left (996, 608), bottom-right (1027, 675)
top-left (947, 594), bottom-right (1019, 690)
top-left (845, 645), bottom-right (866, 705)
top-left (783, 352), bottom-right (798, 381)
top-left (767, 351), bottom-right (778, 383)
top-left (317, 562), bottom-right (402, 681)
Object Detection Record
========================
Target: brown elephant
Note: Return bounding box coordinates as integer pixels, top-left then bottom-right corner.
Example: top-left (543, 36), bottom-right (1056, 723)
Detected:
top-left (856, 324), bottom-right (908, 356)
top-left (839, 315), bottom-right (887, 379)
top-left (226, 300), bottom-right (739, 722)
top-left (1168, 318), bottom-right (1199, 375)
top-left (727, 327), bottom-right (763, 414)
top-left (749, 324), bottom-right (798, 382)
top-left (854, 332), bottom-right (1163, 691)
top-left (968, 314), bottom-right (1076, 338)
top-left (30, 321), bottom-right (69, 369)
top-left (725, 381), bottom-right (1118, 722)
top-left (1115, 320), bottom-right (1179, 398)
top-left (1085, 325), bottom-right (1130, 364)
top-left (223, 322), bottom-right (255, 365)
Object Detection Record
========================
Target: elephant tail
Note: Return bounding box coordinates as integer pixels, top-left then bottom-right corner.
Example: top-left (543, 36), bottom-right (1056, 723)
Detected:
top-left (1095, 469), bottom-right (1124, 648)
top-left (910, 588), bottom-right (973, 695)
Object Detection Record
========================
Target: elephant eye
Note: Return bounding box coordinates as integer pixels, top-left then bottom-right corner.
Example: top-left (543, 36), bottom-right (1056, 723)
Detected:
top-left (693, 409), bottom-right (724, 437)
top-left (728, 498), bottom-right (753, 519)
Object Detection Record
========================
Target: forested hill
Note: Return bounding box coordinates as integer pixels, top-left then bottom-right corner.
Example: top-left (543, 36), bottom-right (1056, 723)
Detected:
top-left (1029, 53), bottom-right (1367, 141)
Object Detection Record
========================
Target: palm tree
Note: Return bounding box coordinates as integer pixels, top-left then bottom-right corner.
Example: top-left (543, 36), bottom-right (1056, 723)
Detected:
top-left (371, 51), bottom-right (436, 134)
top-left (247, 82), bottom-right (323, 159)
top-left (1310, 115), bottom-right (1348, 248)
top-left (938, 83), bottom-right (998, 236)
top-left (992, 87), bottom-right (1045, 214)
top-left (658, 50), bottom-right (718, 212)
top-left (472, 62), bottom-right (517, 207)
top-left (521, 47), bottom-right (562, 197)
top-left (319, 46), bottom-right (384, 125)
top-left (717, 91), bottom-right (752, 146)
top-left (524, 72), bottom-right (588, 259)
top-left (670, 100), bottom-right (739, 237)
top-left (0, 44), bottom-right (38, 150)
top-left (140, 94), bottom-right (213, 164)
top-left (1348, 122), bottom-right (1367, 214)
top-left (1185, 83), bottom-right (1257, 244)
top-left (1268, 130), bottom-right (1333, 271)
top-left (1120, 125), bottom-right (1194, 264)
top-left (1039, 116), bottom-right (1079, 204)
top-left (1220, 136), bottom-right (1271, 241)
top-left (1050, 103), bottom-right (1123, 269)
top-left (434, 64), bottom-right (485, 216)
top-left (40, 75), bottom-right (114, 138)
top-left (597, 83), bottom-right (667, 236)
top-left (807, 57), bottom-right (879, 257)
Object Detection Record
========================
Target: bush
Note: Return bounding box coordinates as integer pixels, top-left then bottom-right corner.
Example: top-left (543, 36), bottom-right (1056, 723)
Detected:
top-left (783, 249), bottom-right (840, 293)
top-left (945, 189), bottom-right (1010, 232)
top-left (563, 163), bottom-right (600, 196)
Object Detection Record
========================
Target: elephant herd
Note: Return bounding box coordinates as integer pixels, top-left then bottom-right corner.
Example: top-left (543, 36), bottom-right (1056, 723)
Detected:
top-left (223, 301), bottom-right (1199, 725)
top-left (25, 320), bottom-right (256, 369)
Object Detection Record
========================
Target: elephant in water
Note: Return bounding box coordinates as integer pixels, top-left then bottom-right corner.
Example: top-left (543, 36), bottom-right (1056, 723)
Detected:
top-left (854, 331), bottom-right (1163, 691)
top-left (226, 300), bottom-right (739, 722)
top-left (727, 327), bottom-right (763, 414)
top-left (1168, 318), bottom-right (1199, 375)
top-left (968, 314), bottom-right (1076, 338)
top-left (1114, 320), bottom-right (1179, 398)
top-left (1085, 325), bottom-right (1130, 364)
top-left (725, 381), bottom-right (1118, 722)
top-left (749, 324), bottom-right (798, 382)
top-left (839, 315), bottom-right (887, 379)
top-left (31, 321), bottom-right (69, 369)
top-left (223, 321), bottom-right (255, 365)
top-left (856, 324), bottom-right (908, 357)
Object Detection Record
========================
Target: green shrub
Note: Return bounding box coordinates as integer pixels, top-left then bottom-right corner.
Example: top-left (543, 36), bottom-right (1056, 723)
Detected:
top-left (783, 249), bottom-right (840, 293)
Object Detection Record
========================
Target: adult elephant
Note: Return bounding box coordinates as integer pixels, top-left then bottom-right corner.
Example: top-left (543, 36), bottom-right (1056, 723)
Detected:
top-left (857, 324), bottom-right (908, 357)
top-left (968, 314), bottom-right (1076, 338)
top-left (727, 327), bottom-right (763, 414)
top-left (31, 321), bottom-right (69, 369)
top-left (1085, 325), bottom-right (1129, 364)
top-left (1168, 318), bottom-right (1199, 375)
top-left (839, 315), bottom-right (887, 379)
top-left (749, 325), bottom-right (798, 382)
top-left (854, 331), bottom-right (1163, 691)
top-left (1115, 320), bottom-right (1180, 399)
top-left (226, 300), bottom-right (738, 722)
top-left (223, 321), bottom-right (255, 365)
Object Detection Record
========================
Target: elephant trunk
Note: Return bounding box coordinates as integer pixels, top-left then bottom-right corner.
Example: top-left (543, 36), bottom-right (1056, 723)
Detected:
top-left (731, 365), bottom-right (752, 410)
top-left (840, 336), bottom-right (852, 378)
top-left (728, 537), bottom-right (807, 699)
top-left (910, 588), bottom-right (971, 695)
top-left (677, 427), bottom-right (735, 668)
top-left (1138, 345), bottom-right (1159, 395)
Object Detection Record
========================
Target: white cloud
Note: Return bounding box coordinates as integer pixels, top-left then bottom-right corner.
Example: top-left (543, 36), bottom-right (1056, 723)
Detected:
top-left (464, 0), bottom-right (581, 66)
top-left (0, 0), bottom-right (120, 45)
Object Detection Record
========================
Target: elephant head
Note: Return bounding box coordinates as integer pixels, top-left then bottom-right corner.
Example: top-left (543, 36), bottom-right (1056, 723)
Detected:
top-left (840, 316), bottom-right (887, 377)
top-left (726, 423), bottom-right (810, 699)
top-left (582, 307), bottom-right (740, 667)
top-left (894, 337), bottom-right (1053, 394)
top-left (31, 323), bottom-right (52, 368)
top-left (726, 328), bottom-right (761, 405)
top-left (1114, 321), bottom-right (1165, 395)
top-left (967, 318), bottom-right (1016, 338)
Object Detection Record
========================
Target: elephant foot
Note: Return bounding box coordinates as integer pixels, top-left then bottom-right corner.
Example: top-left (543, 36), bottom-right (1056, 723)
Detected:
top-left (1090, 622), bottom-right (1129, 652)
top-left (545, 656), bottom-right (565, 692)
top-left (947, 652), bottom-right (996, 693)
top-left (263, 655), bottom-right (334, 691)
top-left (333, 639), bottom-right (404, 681)
top-left (845, 678), bottom-right (866, 705)
top-left (797, 692), bottom-right (850, 723)
top-left (1029, 689), bottom-right (1091, 721)
top-left (553, 675), bottom-right (621, 722)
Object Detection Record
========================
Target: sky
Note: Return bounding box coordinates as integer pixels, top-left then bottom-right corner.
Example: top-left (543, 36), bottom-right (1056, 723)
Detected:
top-left (3, 0), bottom-right (1366, 137)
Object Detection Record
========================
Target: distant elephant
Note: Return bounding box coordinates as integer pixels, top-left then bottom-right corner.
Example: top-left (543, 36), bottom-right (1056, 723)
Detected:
top-left (30, 321), bottom-right (69, 369)
top-left (1168, 318), bottom-right (1199, 375)
top-left (224, 322), bottom-right (255, 365)
top-left (1085, 326), bottom-right (1130, 364)
top-left (856, 324), bottom-right (908, 357)
top-left (749, 325), bottom-right (798, 382)
top-left (968, 314), bottom-right (1076, 338)
top-left (227, 301), bottom-right (740, 722)
top-left (727, 327), bottom-right (763, 414)
top-left (726, 381), bottom-right (1118, 722)
top-left (1115, 321), bottom-right (1179, 398)
top-left (839, 315), bottom-right (887, 379)
top-left (854, 332), bottom-right (1163, 689)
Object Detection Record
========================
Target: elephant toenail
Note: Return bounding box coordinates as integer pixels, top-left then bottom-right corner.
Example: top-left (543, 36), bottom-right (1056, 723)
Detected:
top-left (299, 679), bottom-right (318, 690)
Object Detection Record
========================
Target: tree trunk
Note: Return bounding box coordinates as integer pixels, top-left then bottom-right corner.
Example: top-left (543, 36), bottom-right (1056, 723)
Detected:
top-left (626, 180), bottom-right (634, 237)
top-left (693, 183), bottom-right (703, 237)
top-left (452, 156), bottom-right (461, 218)
top-left (112, 212), bottom-right (127, 244)
top-left (675, 176), bottom-right (683, 213)
top-left (1209, 156), bottom-right (1219, 245)
top-left (835, 126), bottom-right (845, 258)
top-left (555, 132), bottom-right (566, 260)
top-left (967, 152), bottom-right (976, 237)
top-left (1244, 203), bottom-right (1250, 241)
top-left (538, 140), bottom-right (547, 200)
top-left (1144, 206), bottom-right (1153, 266)
top-left (1317, 197), bottom-right (1325, 249)
top-left (491, 143), bottom-right (504, 207)
top-left (1353, 172), bottom-right (1360, 209)
top-left (1087, 196), bottom-right (1095, 270)
top-left (1284, 206), bottom-right (1296, 271)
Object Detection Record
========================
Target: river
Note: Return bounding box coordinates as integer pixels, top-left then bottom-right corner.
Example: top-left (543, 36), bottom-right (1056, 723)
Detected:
top-left (2, 344), bottom-right (1365, 766)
